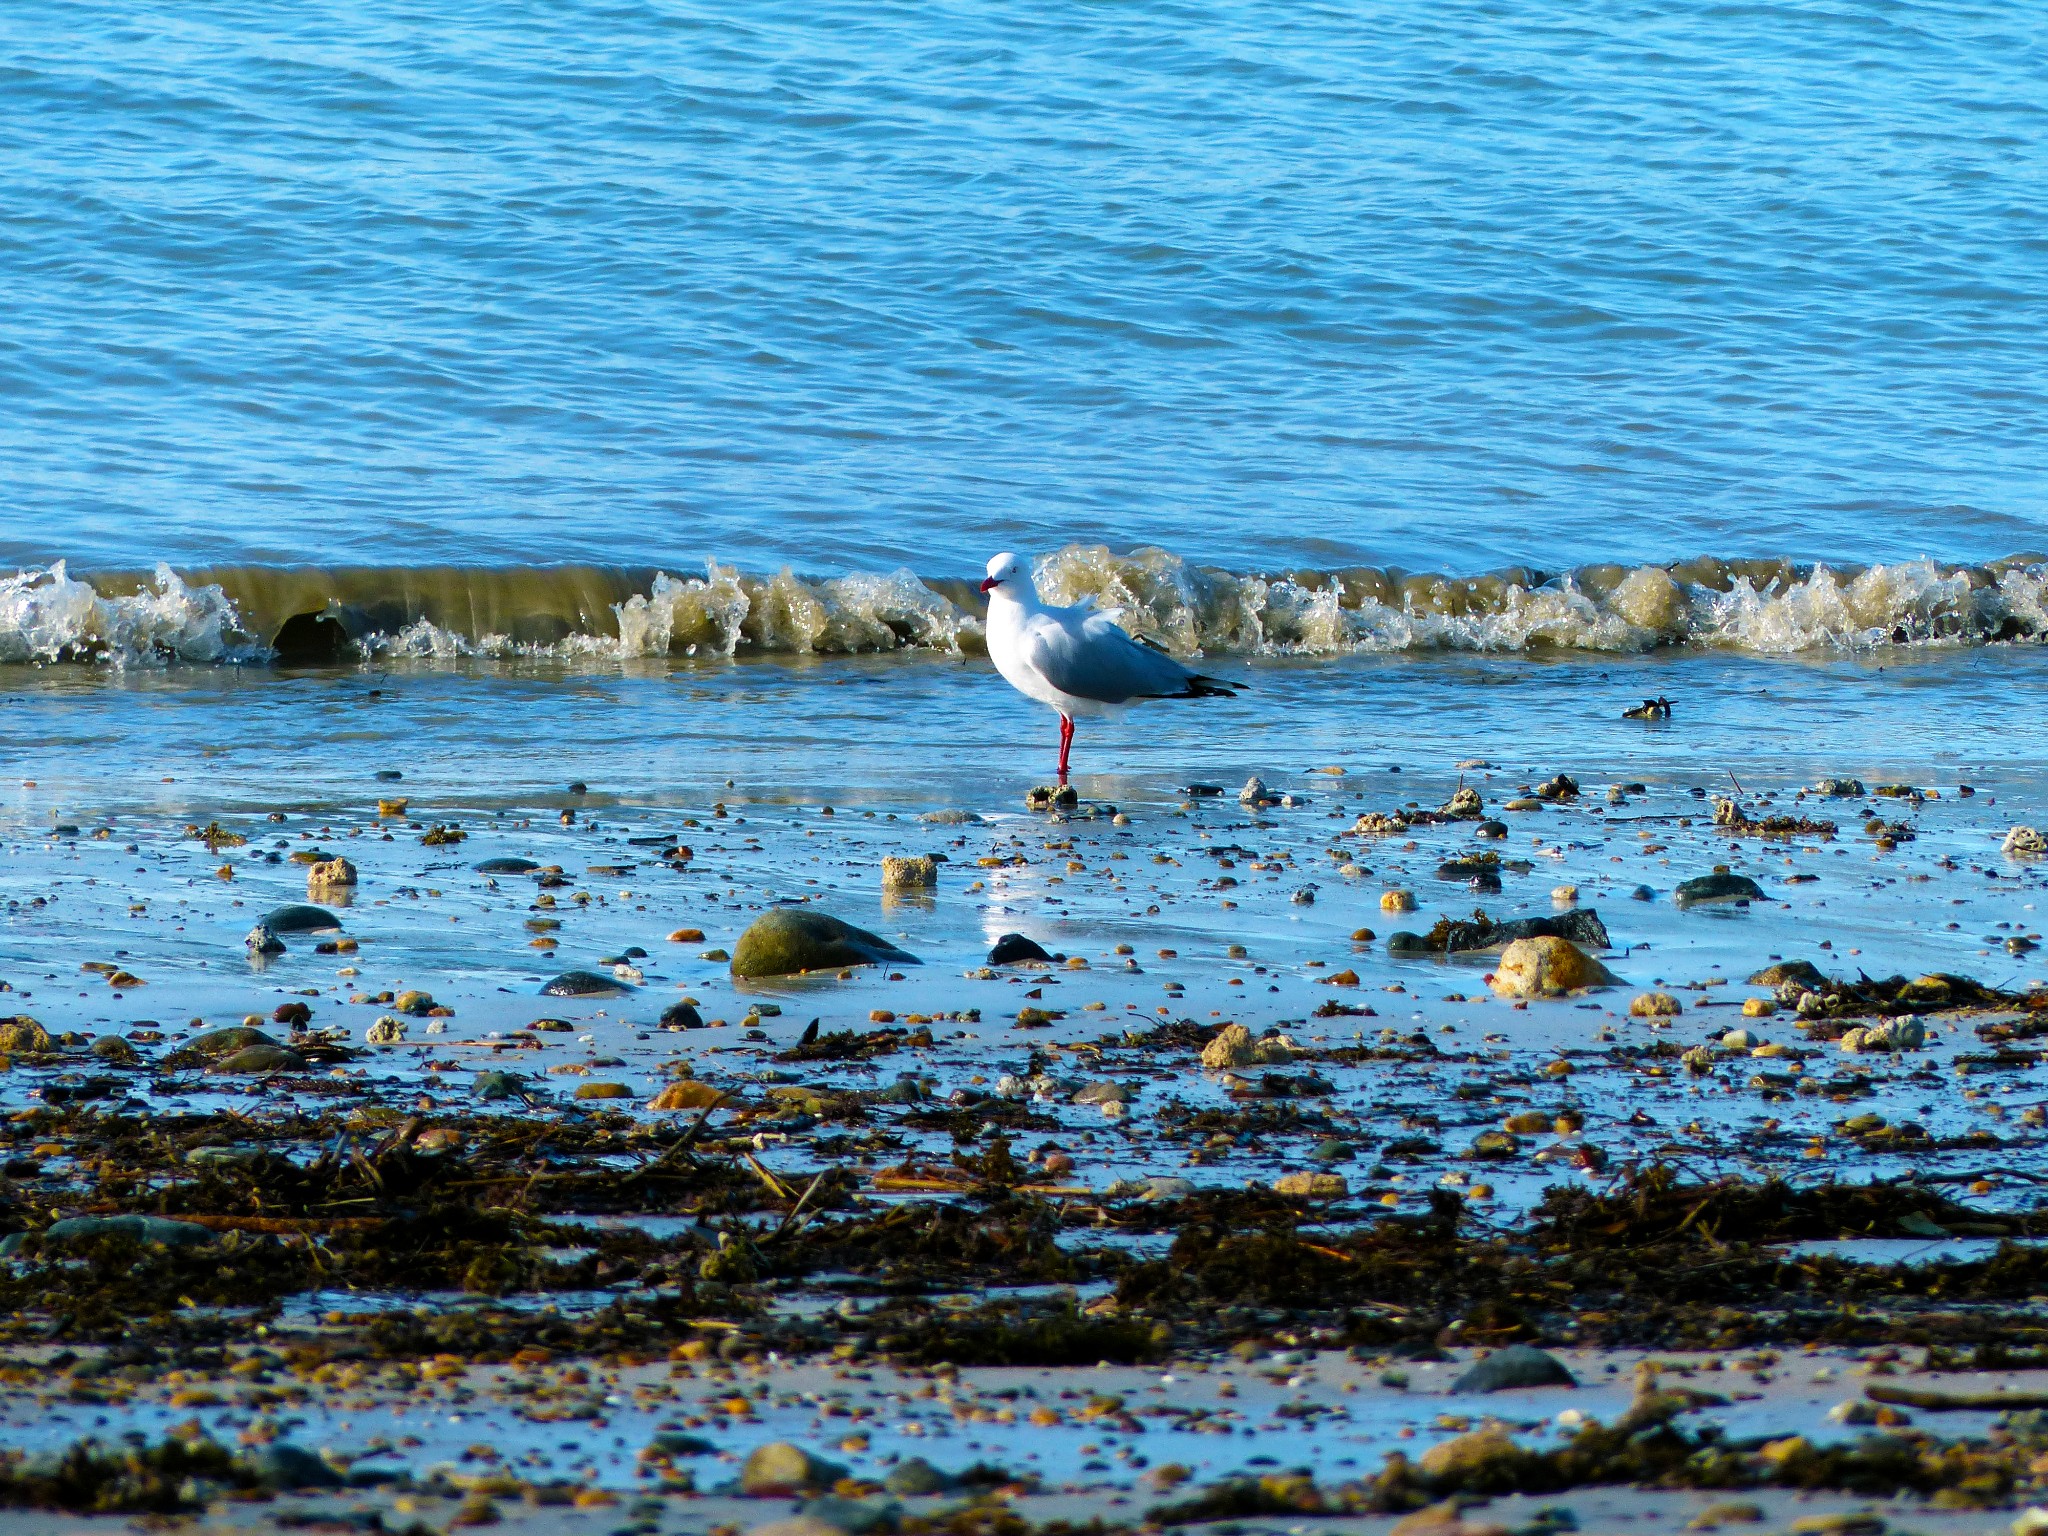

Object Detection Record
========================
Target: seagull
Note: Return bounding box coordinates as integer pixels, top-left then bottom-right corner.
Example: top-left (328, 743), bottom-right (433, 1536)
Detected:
top-left (979, 551), bottom-right (1240, 784)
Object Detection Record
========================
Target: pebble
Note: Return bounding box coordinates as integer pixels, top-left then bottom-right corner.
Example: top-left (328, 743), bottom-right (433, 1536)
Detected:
top-left (1674, 872), bottom-right (1765, 906)
top-left (1380, 888), bottom-right (1416, 912)
top-left (1272, 1171), bottom-right (1346, 1198)
top-left (1629, 991), bottom-right (1683, 1017)
top-left (740, 1442), bottom-right (848, 1497)
top-left (541, 969), bottom-right (634, 997)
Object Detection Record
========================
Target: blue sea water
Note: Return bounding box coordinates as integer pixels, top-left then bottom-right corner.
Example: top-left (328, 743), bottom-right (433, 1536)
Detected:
top-left (4, 0), bottom-right (2045, 577)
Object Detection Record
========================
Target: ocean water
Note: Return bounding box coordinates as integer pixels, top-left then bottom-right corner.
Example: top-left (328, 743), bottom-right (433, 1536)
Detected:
top-left (4, 0), bottom-right (2046, 587)
top-left (4, 1), bottom-right (2047, 827)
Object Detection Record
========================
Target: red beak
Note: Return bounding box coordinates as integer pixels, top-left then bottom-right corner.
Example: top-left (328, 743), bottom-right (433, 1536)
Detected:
top-left (978, 577), bottom-right (999, 594)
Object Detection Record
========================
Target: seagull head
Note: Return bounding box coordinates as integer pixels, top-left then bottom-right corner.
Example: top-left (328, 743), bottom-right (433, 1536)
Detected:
top-left (979, 551), bottom-right (1028, 597)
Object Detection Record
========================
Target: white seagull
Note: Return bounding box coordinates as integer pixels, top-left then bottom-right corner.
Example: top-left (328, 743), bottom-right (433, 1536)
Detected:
top-left (979, 551), bottom-right (1240, 784)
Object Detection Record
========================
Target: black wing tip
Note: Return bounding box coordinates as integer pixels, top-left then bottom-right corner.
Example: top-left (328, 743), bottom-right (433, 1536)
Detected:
top-left (1186, 675), bottom-right (1240, 698)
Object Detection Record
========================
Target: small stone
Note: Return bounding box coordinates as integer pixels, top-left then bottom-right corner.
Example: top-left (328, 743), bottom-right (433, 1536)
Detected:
top-left (1741, 997), bottom-right (1776, 1018)
top-left (1814, 777), bottom-right (1865, 797)
top-left (1552, 885), bottom-right (1578, 903)
top-left (881, 855), bottom-right (938, 890)
top-left (882, 1458), bottom-right (954, 1496)
top-left (1380, 888), bottom-right (1416, 912)
top-left (988, 933), bottom-right (1053, 965)
top-left (1201, 1023), bottom-right (1256, 1069)
top-left (215, 1044), bottom-right (308, 1073)
top-left (476, 857), bottom-right (542, 874)
top-left (1749, 959), bottom-right (1827, 987)
top-left (650, 1080), bottom-right (728, 1110)
top-left (1418, 1422), bottom-right (1524, 1479)
top-left (1720, 1029), bottom-right (1756, 1050)
top-left (2005, 826), bottom-right (2047, 858)
top-left (1674, 873), bottom-right (1765, 906)
top-left (91, 1035), bottom-right (140, 1064)
top-left (1490, 937), bottom-right (1618, 997)
top-left (262, 903), bottom-right (344, 933)
top-left (1239, 776), bottom-right (1279, 806)
top-left (245, 923), bottom-right (286, 955)
top-left (365, 1017), bottom-right (407, 1045)
top-left (574, 1081), bottom-right (632, 1100)
top-left (306, 857), bottom-right (357, 889)
top-left (254, 1443), bottom-right (344, 1491)
top-left (394, 989), bottom-right (436, 1015)
top-left (1273, 1171), bottom-right (1347, 1198)
top-left (1072, 1080), bottom-right (1134, 1105)
top-left (185, 1026), bottom-right (277, 1059)
top-left (541, 969), bottom-right (634, 997)
top-left (659, 1001), bottom-right (707, 1030)
top-left (474, 1070), bottom-right (523, 1100)
top-left (1629, 991), bottom-right (1682, 1017)
top-left (740, 1442), bottom-right (849, 1497)
top-left (44, 1214), bottom-right (212, 1248)
top-left (1025, 784), bottom-right (1078, 811)
top-left (1440, 786), bottom-right (1484, 818)
top-left (1452, 1345), bottom-right (1577, 1392)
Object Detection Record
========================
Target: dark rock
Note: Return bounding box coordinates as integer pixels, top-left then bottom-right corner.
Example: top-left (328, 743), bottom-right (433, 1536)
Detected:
top-left (882, 1458), bottom-right (956, 1496)
top-left (740, 1441), bottom-right (849, 1496)
top-left (1749, 959), bottom-right (1828, 988)
top-left (213, 1044), bottom-right (307, 1074)
top-left (647, 1432), bottom-right (718, 1458)
top-left (43, 1214), bottom-right (213, 1249)
top-left (541, 969), bottom-right (634, 997)
top-left (659, 1001), bottom-right (707, 1030)
top-left (1453, 1345), bottom-right (1577, 1392)
top-left (1387, 909), bottom-right (1610, 957)
top-left (1534, 774), bottom-right (1580, 801)
top-left (245, 923), bottom-right (286, 955)
top-left (475, 857), bottom-right (542, 874)
top-left (186, 1026), bottom-right (280, 1059)
top-left (255, 1444), bottom-right (344, 1490)
top-left (1630, 885), bottom-right (1656, 901)
top-left (988, 933), bottom-right (1054, 965)
top-left (1675, 873), bottom-right (1765, 906)
top-left (731, 910), bottom-right (920, 979)
top-left (262, 904), bottom-right (344, 933)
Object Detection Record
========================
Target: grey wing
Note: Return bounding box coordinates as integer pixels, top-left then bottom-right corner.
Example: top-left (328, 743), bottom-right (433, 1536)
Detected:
top-left (1026, 612), bottom-right (1197, 704)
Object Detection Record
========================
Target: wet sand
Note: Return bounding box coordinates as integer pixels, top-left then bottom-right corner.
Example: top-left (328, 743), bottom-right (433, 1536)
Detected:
top-left (4, 693), bottom-right (2048, 1527)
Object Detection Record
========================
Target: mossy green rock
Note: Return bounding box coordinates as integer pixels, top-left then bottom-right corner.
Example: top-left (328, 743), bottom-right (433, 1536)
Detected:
top-left (185, 1026), bottom-right (279, 1059)
top-left (730, 909), bottom-right (920, 978)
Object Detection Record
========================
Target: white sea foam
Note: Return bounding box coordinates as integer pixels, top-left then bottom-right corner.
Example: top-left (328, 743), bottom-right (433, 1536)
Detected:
top-left (5, 550), bottom-right (2043, 666)
top-left (0, 562), bottom-right (250, 665)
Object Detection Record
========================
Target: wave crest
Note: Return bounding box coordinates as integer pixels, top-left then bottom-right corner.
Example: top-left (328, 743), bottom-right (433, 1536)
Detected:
top-left (6, 547), bottom-right (2044, 667)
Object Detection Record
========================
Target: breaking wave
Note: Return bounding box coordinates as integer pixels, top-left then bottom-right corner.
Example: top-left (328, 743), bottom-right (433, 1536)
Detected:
top-left (4, 547), bottom-right (2046, 668)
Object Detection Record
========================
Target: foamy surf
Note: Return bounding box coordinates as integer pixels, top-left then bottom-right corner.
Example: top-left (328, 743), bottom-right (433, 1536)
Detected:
top-left (5, 547), bottom-right (2045, 667)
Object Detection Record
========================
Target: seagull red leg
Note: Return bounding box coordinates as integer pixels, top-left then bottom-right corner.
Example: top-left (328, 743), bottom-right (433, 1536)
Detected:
top-left (1057, 714), bottom-right (1074, 785)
